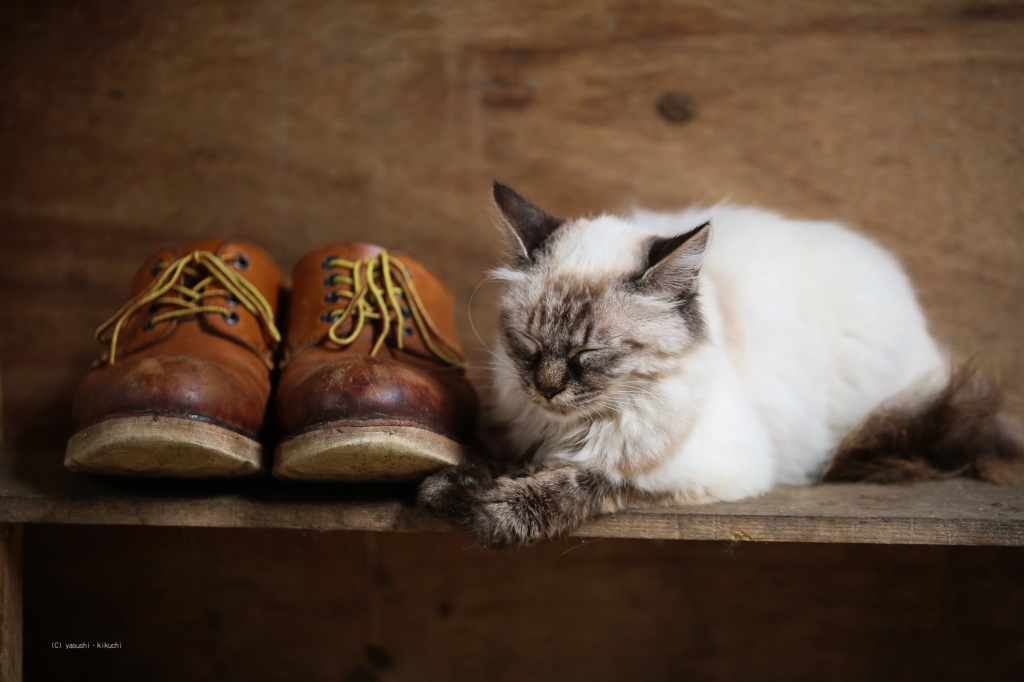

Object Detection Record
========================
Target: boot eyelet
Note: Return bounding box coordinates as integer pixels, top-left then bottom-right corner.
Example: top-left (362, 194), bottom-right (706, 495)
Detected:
top-left (227, 295), bottom-right (240, 306)
top-left (324, 274), bottom-right (339, 286)
top-left (321, 310), bottom-right (338, 323)
top-left (149, 304), bottom-right (160, 314)
top-left (400, 306), bottom-right (411, 318)
top-left (223, 311), bottom-right (240, 324)
top-left (142, 320), bottom-right (156, 332)
top-left (150, 260), bottom-right (166, 276)
top-left (322, 255), bottom-right (339, 270)
top-left (325, 291), bottom-right (340, 304)
top-left (404, 326), bottom-right (414, 337)
top-left (232, 254), bottom-right (250, 270)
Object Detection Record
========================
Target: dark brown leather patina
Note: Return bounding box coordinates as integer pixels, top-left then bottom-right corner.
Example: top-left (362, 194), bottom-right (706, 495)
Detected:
top-left (72, 238), bottom-right (286, 437)
top-left (275, 243), bottom-right (478, 443)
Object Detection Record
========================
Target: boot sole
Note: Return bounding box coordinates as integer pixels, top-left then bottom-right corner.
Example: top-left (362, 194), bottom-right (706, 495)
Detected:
top-left (273, 424), bottom-right (466, 482)
top-left (65, 414), bottom-right (263, 477)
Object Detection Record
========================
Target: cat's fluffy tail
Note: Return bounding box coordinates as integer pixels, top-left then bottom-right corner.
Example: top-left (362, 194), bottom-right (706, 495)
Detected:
top-left (823, 363), bottom-right (1024, 485)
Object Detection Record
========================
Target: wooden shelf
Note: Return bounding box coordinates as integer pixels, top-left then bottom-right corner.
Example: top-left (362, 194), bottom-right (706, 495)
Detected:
top-left (1, 444), bottom-right (1022, 545)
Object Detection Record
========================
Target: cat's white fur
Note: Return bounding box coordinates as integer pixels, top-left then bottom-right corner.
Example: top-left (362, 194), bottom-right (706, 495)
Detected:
top-left (489, 205), bottom-right (947, 503)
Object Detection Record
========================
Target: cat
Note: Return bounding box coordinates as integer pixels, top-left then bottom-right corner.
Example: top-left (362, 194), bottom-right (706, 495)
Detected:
top-left (418, 182), bottom-right (1023, 548)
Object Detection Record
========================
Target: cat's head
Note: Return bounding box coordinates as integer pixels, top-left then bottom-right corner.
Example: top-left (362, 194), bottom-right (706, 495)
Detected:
top-left (490, 182), bottom-right (711, 416)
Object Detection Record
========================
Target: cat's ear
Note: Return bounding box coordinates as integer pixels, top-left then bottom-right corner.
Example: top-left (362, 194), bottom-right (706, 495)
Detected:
top-left (637, 221), bottom-right (711, 294)
top-left (493, 182), bottom-right (566, 263)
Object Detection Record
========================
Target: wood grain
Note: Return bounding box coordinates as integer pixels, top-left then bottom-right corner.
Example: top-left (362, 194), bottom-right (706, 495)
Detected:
top-left (2, 4), bottom-right (1023, 679)
top-left (22, 526), bottom-right (1024, 681)
top-left (0, 525), bottom-right (23, 682)
top-left (1, 0), bottom-right (1023, 463)
top-left (2, 444), bottom-right (1022, 545)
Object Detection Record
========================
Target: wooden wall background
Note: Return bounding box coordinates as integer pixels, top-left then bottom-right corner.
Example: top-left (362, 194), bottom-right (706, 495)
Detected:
top-left (2, 0), bottom-right (1024, 442)
top-left (1, 0), bottom-right (1022, 680)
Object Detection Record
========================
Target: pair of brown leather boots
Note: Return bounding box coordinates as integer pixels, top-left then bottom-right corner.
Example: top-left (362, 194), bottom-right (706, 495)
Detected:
top-left (65, 239), bottom-right (478, 481)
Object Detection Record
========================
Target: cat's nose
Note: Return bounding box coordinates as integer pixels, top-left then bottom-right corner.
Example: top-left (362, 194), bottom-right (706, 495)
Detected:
top-left (537, 384), bottom-right (565, 400)
top-left (535, 357), bottom-right (567, 401)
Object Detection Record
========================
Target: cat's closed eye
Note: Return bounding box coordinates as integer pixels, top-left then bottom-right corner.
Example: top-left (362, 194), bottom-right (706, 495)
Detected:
top-left (507, 330), bottom-right (541, 357)
top-left (570, 348), bottom-right (604, 362)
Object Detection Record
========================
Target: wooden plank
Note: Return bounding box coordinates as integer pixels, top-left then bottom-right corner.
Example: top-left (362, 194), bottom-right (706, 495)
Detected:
top-left (1, 441), bottom-right (1022, 544)
top-left (0, 525), bottom-right (22, 682)
top-left (1, 492), bottom-right (1021, 546)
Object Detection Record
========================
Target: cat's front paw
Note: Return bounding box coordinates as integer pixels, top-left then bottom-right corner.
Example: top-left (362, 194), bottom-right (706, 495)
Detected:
top-left (417, 463), bottom-right (493, 523)
top-left (466, 477), bottom-right (562, 549)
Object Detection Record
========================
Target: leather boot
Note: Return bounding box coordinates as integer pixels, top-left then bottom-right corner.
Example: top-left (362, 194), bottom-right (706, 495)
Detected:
top-left (274, 243), bottom-right (478, 481)
top-left (65, 239), bottom-right (285, 477)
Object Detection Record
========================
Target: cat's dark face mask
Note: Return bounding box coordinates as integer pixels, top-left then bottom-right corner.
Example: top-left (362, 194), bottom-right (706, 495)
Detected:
top-left (499, 286), bottom-right (624, 413)
top-left (491, 182), bottom-right (710, 415)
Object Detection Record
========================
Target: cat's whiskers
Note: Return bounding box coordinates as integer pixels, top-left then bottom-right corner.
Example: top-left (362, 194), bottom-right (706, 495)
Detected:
top-left (571, 405), bottom-right (598, 445)
top-left (481, 363), bottom-right (520, 380)
top-left (470, 346), bottom-right (509, 364)
top-left (466, 273), bottom-right (509, 362)
top-left (591, 400), bottom-right (670, 437)
top-left (609, 384), bottom-right (678, 413)
top-left (614, 380), bottom-right (697, 412)
top-left (603, 389), bottom-right (683, 419)
top-left (481, 368), bottom-right (519, 381)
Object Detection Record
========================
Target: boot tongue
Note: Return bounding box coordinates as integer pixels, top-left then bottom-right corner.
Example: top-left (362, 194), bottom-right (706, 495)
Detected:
top-left (179, 237), bottom-right (234, 256)
top-left (339, 242), bottom-right (432, 284)
top-left (127, 239), bottom-right (233, 296)
top-left (338, 242), bottom-right (386, 262)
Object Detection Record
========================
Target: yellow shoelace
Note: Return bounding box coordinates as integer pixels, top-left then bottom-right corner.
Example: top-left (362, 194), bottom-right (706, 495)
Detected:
top-left (96, 250), bottom-right (282, 365)
top-left (323, 250), bottom-right (465, 367)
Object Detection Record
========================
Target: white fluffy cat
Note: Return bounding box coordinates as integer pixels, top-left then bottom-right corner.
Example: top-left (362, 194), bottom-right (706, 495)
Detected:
top-left (419, 183), bottom-right (1019, 547)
